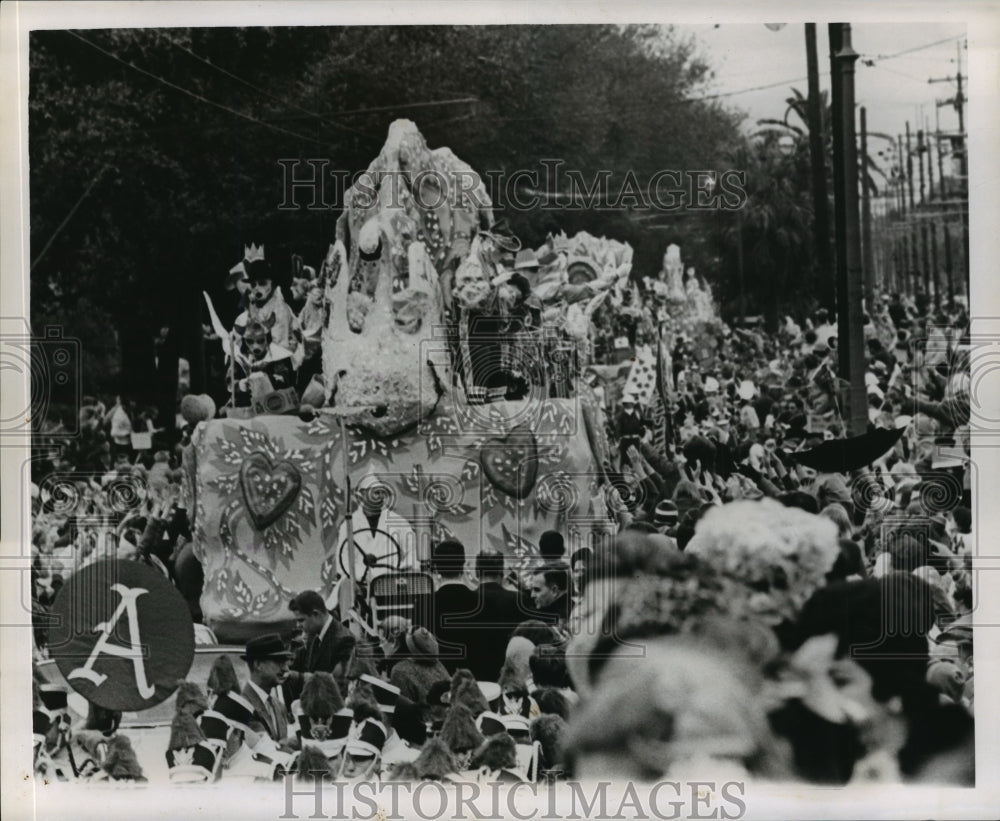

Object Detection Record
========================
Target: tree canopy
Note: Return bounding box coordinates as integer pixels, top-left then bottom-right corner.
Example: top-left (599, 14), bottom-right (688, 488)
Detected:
top-left (30, 24), bottom-right (747, 408)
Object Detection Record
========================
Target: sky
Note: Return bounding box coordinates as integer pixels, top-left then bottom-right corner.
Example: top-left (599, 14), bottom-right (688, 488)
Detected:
top-left (675, 22), bottom-right (969, 175)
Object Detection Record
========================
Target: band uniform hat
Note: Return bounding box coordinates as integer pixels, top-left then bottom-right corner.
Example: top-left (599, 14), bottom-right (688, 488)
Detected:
top-left (476, 711), bottom-right (508, 737)
top-left (241, 634), bottom-right (293, 663)
top-left (166, 741), bottom-right (219, 783)
top-left (299, 707), bottom-right (354, 755)
top-left (344, 717), bottom-right (388, 758)
top-left (208, 691), bottom-right (256, 734)
top-left (359, 674), bottom-right (401, 714)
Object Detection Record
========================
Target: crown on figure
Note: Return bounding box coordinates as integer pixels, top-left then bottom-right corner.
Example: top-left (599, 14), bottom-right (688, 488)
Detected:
top-left (244, 243), bottom-right (265, 263)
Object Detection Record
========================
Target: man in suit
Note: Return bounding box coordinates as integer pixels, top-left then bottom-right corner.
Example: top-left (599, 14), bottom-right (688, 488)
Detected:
top-left (240, 634), bottom-right (296, 750)
top-left (422, 540), bottom-right (479, 674)
top-left (287, 590), bottom-right (356, 695)
top-left (464, 551), bottom-right (524, 681)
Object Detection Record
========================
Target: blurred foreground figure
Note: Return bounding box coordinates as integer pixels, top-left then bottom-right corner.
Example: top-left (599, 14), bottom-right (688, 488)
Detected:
top-left (564, 637), bottom-right (790, 781)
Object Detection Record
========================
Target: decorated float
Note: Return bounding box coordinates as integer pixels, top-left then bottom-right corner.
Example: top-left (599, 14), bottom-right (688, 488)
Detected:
top-left (186, 121), bottom-right (640, 640)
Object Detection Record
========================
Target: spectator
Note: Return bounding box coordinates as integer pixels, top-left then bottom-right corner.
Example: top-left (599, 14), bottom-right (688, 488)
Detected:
top-left (528, 567), bottom-right (573, 625)
top-left (390, 627), bottom-right (452, 708)
top-left (425, 540), bottom-right (479, 674)
top-left (287, 590), bottom-right (356, 696)
top-left (538, 530), bottom-right (566, 567)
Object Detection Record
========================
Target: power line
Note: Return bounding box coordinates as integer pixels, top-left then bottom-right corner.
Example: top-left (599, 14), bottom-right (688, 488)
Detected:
top-left (30, 87), bottom-right (160, 272)
top-left (30, 166), bottom-right (107, 273)
top-left (65, 30), bottom-right (330, 147)
top-left (864, 64), bottom-right (929, 84)
top-left (313, 97), bottom-right (482, 119)
top-left (860, 34), bottom-right (965, 63)
top-left (164, 34), bottom-right (373, 139)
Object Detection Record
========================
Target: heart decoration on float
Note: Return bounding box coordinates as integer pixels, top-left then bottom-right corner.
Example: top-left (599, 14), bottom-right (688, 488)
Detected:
top-left (479, 423), bottom-right (539, 500)
top-left (239, 451), bottom-right (303, 530)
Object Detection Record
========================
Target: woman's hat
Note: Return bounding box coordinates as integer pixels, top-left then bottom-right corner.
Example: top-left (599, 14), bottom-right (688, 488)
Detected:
top-left (653, 500), bottom-right (679, 527)
top-left (405, 627), bottom-right (440, 658)
top-left (241, 634), bottom-right (293, 663)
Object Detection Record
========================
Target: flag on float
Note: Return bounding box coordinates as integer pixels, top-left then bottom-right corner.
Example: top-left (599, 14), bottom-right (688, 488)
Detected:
top-left (647, 335), bottom-right (672, 455)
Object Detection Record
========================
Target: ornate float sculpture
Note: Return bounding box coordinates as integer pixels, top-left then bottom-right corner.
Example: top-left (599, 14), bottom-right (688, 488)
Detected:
top-left (185, 121), bottom-right (621, 640)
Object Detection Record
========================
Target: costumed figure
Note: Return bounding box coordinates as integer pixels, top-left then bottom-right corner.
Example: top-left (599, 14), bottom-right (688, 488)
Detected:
top-left (336, 473), bottom-right (418, 584)
top-left (296, 278), bottom-right (327, 394)
top-left (234, 244), bottom-right (303, 369)
top-left (230, 314), bottom-right (295, 408)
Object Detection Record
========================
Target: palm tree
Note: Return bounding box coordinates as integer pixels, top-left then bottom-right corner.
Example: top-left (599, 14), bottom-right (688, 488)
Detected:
top-left (721, 134), bottom-right (814, 331)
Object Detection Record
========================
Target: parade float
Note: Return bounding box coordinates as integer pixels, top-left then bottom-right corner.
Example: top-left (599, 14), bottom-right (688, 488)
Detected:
top-left (186, 121), bottom-right (638, 640)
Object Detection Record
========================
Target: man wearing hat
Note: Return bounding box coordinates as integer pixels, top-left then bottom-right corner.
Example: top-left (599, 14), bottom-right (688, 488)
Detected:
top-left (241, 634), bottom-right (295, 749)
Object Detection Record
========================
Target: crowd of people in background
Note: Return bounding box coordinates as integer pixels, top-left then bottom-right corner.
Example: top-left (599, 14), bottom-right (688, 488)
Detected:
top-left (30, 275), bottom-right (975, 786)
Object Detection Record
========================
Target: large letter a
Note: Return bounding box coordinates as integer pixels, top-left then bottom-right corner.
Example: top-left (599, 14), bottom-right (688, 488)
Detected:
top-left (68, 584), bottom-right (155, 699)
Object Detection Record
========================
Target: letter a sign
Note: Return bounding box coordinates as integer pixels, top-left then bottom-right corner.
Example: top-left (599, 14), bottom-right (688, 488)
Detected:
top-left (50, 560), bottom-right (195, 712)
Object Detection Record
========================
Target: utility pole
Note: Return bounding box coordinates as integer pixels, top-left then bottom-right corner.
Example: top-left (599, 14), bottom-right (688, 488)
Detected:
top-left (917, 129), bottom-right (930, 301)
top-left (860, 107), bottom-right (875, 303)
top-left (928, 40), bottom-right (969, 303)
top-left (829, 23), bottom-right (867, 436)
top-left (905, 123), bottom-right (918, 296)
top-left (805, 23), bottom-right (835, 313)
top-left (925, 134), bottom-right (940, 308)
top-left (956, 41), bottom-right (969, 292)
top-left (933, 101), bottom-right (955, 306)
top-left (897, 133), bottom-right (913, 296)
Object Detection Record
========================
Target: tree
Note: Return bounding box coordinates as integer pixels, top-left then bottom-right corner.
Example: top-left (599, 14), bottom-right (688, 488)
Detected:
top-left (30, 25), bottom-right (745, 420)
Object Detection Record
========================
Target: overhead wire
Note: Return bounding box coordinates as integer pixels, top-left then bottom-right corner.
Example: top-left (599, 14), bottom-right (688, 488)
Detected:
top-left (859, 34), bottom-right (966, 63)
top-left (164, 34), bottom-right (373, 139)
top-left (65, 29), bottom-right (331, 147)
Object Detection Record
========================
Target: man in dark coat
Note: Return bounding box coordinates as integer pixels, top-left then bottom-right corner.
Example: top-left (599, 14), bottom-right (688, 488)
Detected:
top-left (456, 552), bottom-right (524, 681)
top-left (527, 566), bottom-right (573, 625)
top-left (287, 590), bottom-right (356, 696)
top-left (422, 540), bottom-right (480, 674)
